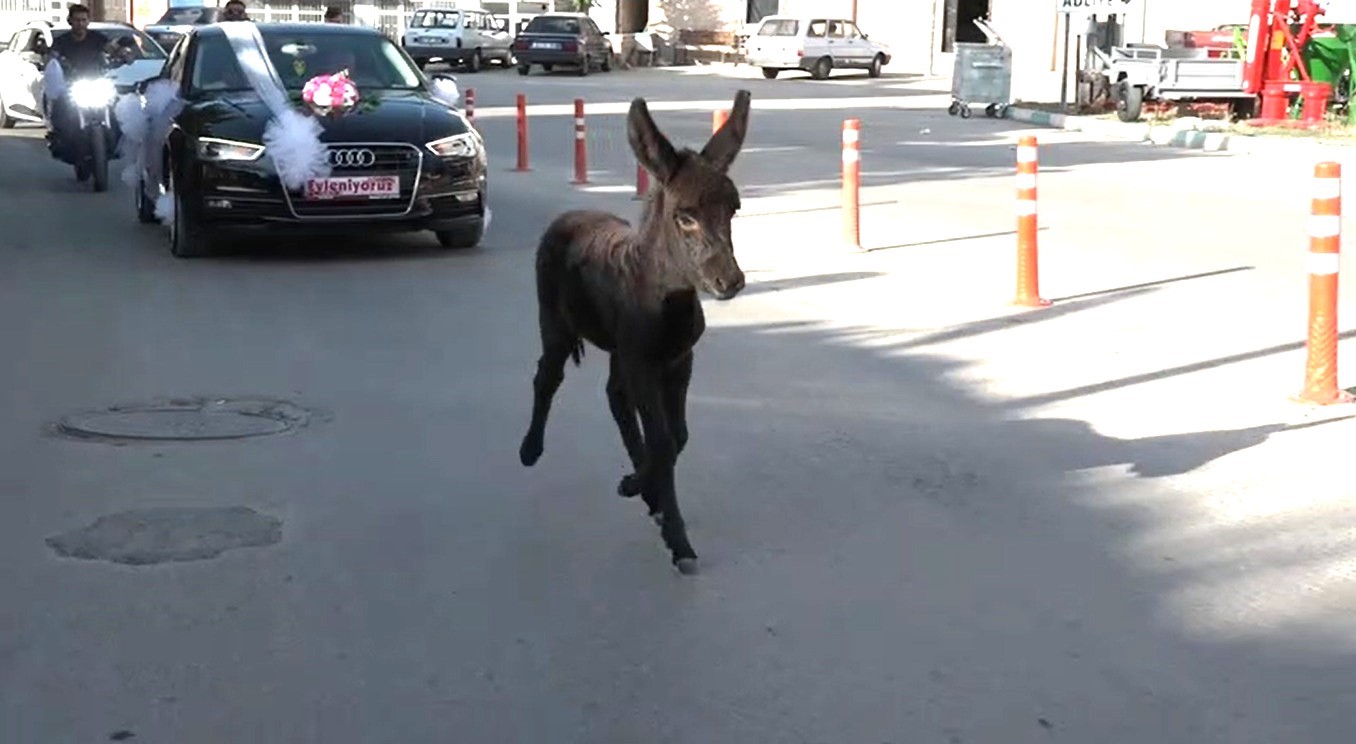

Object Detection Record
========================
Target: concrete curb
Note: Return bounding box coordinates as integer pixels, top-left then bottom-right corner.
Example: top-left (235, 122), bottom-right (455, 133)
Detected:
top-left (1004, 105), bottom-right (1355, 155)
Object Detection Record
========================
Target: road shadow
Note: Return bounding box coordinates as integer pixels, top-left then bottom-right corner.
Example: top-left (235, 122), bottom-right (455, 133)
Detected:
top-left (742, 270), bottom-right (884, 296)
top-left (662, 312), bottom-right (1356, 740)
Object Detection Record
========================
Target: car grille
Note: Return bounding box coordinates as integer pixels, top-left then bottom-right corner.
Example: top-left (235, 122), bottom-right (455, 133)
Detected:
top-left (283, 144), bottom-right (423, 218)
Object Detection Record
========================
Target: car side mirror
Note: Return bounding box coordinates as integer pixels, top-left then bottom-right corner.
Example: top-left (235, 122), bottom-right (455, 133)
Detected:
top-left (20, 50), bottom-right (43, 66)
top-left (429, 72), bottom-right (458, 85)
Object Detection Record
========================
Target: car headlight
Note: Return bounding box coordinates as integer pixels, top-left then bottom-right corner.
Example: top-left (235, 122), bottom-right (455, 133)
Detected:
top-left (196, 136), bottom-right (266, 162)
top-left (426, 132), bottom-right (479, 159)
top-left (69, 78), bottom-right (116, 109)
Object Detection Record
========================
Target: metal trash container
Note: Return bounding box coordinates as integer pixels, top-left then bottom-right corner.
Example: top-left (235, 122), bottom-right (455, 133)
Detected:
top-left (950, 42), bottom-right (1013, 119)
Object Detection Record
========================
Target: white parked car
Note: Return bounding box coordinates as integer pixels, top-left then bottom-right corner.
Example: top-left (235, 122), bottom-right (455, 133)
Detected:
top-left (143, 5), bottom-right (221, 56)
top-left (0, 20), bottom-right (166, 128)
top-left (745, 15), bottom-right (892, 80)
top-left (400, 6), bottom-right (514, 71)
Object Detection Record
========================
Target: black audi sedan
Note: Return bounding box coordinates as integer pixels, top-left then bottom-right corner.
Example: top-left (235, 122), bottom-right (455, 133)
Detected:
top-left (138, 23), bottom-right (488, 258)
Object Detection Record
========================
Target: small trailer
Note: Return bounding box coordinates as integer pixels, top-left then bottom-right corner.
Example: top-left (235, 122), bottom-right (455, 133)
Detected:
top-left (1105, 44), bottom-right (1255, 122)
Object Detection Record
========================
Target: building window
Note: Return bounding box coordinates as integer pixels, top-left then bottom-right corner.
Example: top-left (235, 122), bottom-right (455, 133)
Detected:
top-left (941, 0), bottom-right (990, 52)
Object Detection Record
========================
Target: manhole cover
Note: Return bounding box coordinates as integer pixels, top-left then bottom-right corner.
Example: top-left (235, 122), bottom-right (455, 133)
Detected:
top-left (46, 506), bottom-right (283, 565)
top-left (55, 397), bottom-right (312, 442)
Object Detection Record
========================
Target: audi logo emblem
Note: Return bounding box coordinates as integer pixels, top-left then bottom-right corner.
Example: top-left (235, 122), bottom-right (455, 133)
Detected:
top-left (328, 148), bottom-right (377, 168)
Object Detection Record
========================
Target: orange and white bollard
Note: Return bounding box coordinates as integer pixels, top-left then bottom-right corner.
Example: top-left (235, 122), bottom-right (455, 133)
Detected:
top-left (1013, 135), bottom-right (1050, 308)
top-left (572, 98), bottom-right (588, 185)
top-left (1298, 161), bottom-right (1353, 404)
top-left (841, 118), bottom-right (861, 251)
top-left (634, 163), bottom-right (650, 200)
top-left (713, 109), bottom-right (729, 134)
top-left (464, 87), bottom-right (475, 125)
top-left (515, 93), bottom-right (530, 172)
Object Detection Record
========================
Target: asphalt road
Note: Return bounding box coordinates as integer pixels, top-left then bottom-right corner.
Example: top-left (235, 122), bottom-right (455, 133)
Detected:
top-left (2, 65), bottom-right (1353, 743)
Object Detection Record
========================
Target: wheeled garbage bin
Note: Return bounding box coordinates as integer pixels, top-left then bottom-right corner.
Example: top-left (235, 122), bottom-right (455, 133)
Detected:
top-left (950, 41), bottom-right (1013, 119)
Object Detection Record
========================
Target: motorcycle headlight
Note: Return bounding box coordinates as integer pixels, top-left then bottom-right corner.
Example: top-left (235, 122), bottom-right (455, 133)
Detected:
top-left (196, 136), bottom-right (266, 162)
top-left (425, 132), bottom-right (479, 159)
top-left (69, 78), bottom-right (117, 109)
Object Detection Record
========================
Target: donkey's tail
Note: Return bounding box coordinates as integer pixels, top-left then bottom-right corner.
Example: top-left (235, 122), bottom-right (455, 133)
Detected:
top-left (570, 339), bottom-right (585, 367)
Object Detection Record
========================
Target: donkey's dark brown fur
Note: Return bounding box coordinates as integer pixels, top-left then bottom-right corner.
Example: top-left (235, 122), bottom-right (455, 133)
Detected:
top-left (518, 90), bottom-right (753, 575)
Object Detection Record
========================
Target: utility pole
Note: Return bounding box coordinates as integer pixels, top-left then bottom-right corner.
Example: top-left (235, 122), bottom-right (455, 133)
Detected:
top-left (851, 0), bottom-right (858, 23)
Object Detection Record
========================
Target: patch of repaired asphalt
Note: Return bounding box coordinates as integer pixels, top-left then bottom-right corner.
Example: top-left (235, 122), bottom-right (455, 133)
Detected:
top-left (46, 506), bottom-right (283, 565)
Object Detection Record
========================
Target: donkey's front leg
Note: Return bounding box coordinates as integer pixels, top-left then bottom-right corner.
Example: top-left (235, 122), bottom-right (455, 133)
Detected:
top-left (607, 356), bottom-right (658, 517)
top-left (629, 364), bottom-right (698, 574)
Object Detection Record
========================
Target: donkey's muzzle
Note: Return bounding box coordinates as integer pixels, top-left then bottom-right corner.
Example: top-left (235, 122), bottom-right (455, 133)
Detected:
top-left (710, 271), bottom-right (746, 301)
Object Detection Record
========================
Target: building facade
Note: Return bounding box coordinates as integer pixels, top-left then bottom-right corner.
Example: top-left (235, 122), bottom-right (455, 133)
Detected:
top-left (638, 0), bottom-right (1356, 102)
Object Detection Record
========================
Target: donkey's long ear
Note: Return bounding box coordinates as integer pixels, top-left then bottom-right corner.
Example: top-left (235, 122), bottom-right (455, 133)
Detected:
top-left (628, 97), bottom-right (680, 184)
top-left (700, 89), bottom-right (751, 174)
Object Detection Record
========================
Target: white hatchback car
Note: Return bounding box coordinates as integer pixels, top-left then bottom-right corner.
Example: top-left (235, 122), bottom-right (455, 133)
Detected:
top-left (745, 15), bottom-right (892, 80)
top-left (400, 7), bottom-right (514, 71)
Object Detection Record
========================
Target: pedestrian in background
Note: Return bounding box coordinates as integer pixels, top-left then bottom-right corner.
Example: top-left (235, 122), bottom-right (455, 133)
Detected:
top-left (324, 6), bottom-right (345, 23)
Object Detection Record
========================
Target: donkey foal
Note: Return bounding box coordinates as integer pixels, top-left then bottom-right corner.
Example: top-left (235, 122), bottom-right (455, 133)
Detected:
top-left (518, 90), bottom-right (753, 576)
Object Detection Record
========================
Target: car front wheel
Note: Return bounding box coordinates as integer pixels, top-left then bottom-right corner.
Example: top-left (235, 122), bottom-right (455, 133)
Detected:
top-left (762, 67), bottom-right (779, 79)
top-left (434, 219), bottom-right (484, 250)
top-left (168, 165), bottom-right (213, 258)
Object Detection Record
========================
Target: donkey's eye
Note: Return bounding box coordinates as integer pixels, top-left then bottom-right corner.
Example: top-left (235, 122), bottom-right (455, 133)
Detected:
top-left (675, 213), bottom-right (700, 231)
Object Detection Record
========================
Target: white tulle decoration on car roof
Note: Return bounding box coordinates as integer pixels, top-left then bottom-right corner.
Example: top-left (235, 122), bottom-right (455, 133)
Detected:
top-left (220, 21), bottom-right (330, 191)
top-left (429, 76), bottom-right (461, 110)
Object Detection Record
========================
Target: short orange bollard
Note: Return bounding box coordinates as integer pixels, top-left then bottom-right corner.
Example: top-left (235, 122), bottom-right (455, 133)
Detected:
top-left (713, 109), bottom-right (729, 134)
top-left (1298, 161), bottom-right (1353, 404)
top-left (572, 98), bottom-right (588, 185)
top-left (515, 93), bottom-right (529, 172)
top-left (1013, 135), bottom-right (1051, 308)
top-left (634, 163), bottom-right (650, 200)
top-left (841, 118), bottom-right (861, 251)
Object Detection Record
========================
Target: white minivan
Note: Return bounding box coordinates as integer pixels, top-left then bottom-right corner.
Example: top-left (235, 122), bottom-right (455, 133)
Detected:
top-left (400, 7), bottom-right (514, 71)
top-left (745, 15), bottom-right (892, 80)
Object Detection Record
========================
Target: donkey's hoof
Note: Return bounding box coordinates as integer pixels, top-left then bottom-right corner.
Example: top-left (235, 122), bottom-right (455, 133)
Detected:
top-left (519, 438), bottom-right (543, 467)
top-left (674, 557), bottom-right (700, 576)
top-left (650, 511), bottom-right (664, 526)
top-left (617, 473), bottom-right (642, 498)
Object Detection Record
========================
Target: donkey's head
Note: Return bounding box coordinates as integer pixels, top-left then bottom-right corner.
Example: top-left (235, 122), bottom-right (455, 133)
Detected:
top-left (628, 90), bottom-right (752, 301)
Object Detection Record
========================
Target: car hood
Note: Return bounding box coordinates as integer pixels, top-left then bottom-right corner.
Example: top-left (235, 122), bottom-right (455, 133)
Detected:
top-left (187, 89), bottom-right (470, 145)
top-left (108, 59), bottom-right (166, 87)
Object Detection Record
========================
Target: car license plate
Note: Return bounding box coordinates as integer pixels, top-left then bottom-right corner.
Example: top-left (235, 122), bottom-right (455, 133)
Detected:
top-left (418, 36), bottom-right (442, 44)
top-left (532, 41), bottom-right (561, 49)
top-left (304, 175), bottom-right (400, 201)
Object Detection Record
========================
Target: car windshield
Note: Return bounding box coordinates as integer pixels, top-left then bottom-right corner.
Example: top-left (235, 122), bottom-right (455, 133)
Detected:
top-left (51, 27), bottom-right (168, 59)
top-left (409, 10), bottom-right (459, 28)
top-left (153, 7), bottom-right (219, 25)
top-left (524, 16), bottom-right (580, 34)
top-left (758, 19), bottom-right (799, 36)
top-left (191, 30), bottom-right (423, 92)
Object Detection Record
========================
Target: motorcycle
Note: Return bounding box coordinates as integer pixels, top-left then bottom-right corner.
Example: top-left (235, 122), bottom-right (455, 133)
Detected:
top-left (44, 55), bottom-right (124, 192)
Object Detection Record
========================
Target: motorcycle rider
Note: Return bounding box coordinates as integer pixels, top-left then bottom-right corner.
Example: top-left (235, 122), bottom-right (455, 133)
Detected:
top-left (45, 3), bottom-right (117, 162)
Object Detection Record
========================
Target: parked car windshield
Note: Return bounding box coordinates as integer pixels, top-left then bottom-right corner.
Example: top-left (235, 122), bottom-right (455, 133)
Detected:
top-left (153, 6), bottom-right (219, 25)
top-left (524, 16), bottom-right (580, 34)
top-left (191, 31), bottom-right (423, 92)
top-left (52, 26), bottom-right (168, 59)
top-left (757, 19), bottom-right (799, 36)
top-left (409, 10), bottom-right (460, 28)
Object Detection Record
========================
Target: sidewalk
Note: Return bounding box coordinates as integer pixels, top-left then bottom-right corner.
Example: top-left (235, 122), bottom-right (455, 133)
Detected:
top-left (1005, 104), bottom-right (1356, 157)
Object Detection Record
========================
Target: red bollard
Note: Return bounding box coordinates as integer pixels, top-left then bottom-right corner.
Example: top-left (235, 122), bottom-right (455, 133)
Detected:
top-left (841, 118), bottom-right (861, 251)
top-left (515, 93), bottom-right (530, 172)
top-left (1298, 161), bottom-right (1353, 404)
top-left (634, 163), bottom-right (650, 200)
top-left (572, 98), bottom-right (588, 185)
top-left (464, 87), bottom-right (475, 125)
top-left (713, 109), bottom-right (729, 134)
top-left (1013, 135), bottom-right (1051, 308)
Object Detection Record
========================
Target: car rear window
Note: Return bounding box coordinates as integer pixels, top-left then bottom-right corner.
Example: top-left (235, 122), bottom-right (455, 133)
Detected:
top-left (154, 7), bottom-right (218, 24)
top-left (757, 19), bottom-right (799, 36)
top-left (410, 10), bottom-right (459, 28)
top-left (524, 16), bottom-right (580, 35)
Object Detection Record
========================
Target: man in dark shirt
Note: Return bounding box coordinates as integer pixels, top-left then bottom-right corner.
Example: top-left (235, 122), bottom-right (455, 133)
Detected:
top-left (49, 4), bottom-right (111, 77)
top-left (45, 3), bottom-right (115, 163)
